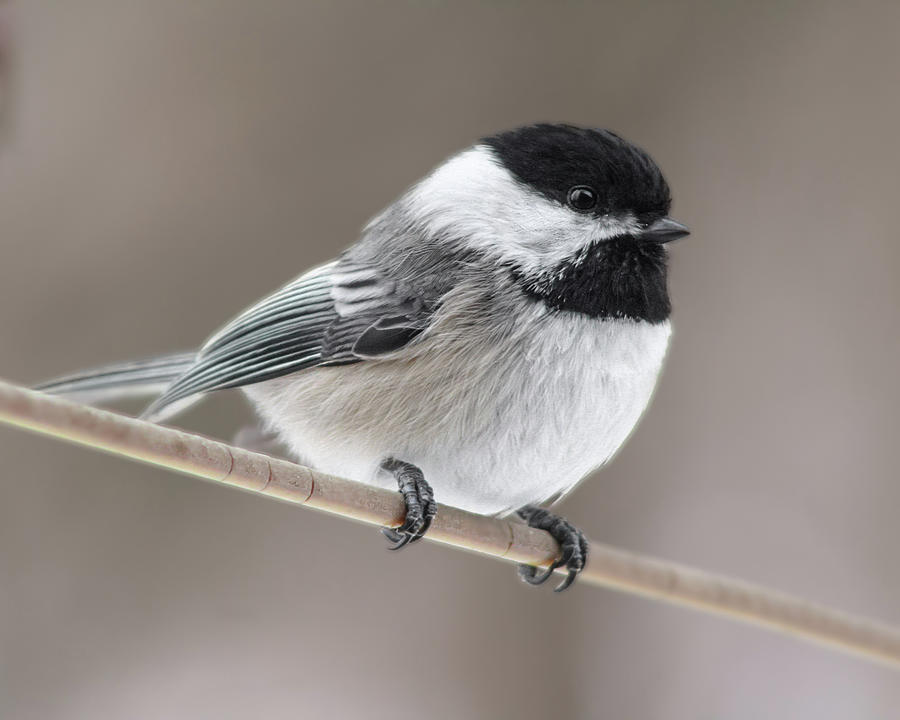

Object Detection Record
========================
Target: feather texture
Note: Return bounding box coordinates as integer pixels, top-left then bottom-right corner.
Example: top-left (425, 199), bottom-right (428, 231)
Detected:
top-left (243, 268), bottom-right (672, 516)
top-left (141, 259), bottom-right (439, 420)
top-left (34, 353), bottom-right (196, 404)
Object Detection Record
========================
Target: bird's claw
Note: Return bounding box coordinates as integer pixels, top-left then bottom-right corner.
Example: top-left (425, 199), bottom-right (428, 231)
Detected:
top-left (380, 458), bottom-right (436, 550)
top-left (515, 505), bottom-right (588, 592)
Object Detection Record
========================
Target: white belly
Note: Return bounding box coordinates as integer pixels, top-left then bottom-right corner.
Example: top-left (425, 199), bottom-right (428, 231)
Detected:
top-left (244, 311), bottom-right (670, 516)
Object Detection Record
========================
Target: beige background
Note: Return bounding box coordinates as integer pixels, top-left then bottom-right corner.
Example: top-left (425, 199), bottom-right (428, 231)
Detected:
top-left (2, 1), bottom-right (900, 718)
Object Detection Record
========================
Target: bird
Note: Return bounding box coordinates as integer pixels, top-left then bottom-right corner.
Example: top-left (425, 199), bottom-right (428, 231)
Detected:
top-left (36, 123), bottom-right (688, 591)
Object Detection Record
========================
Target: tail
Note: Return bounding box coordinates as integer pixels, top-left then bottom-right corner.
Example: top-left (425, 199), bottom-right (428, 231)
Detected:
top-left (34, 352), bottom-right (197, 406)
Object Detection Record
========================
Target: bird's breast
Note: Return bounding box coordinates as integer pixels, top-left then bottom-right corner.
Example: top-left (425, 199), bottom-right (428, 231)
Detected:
top-left (245, 311), bottom-right (671, 516)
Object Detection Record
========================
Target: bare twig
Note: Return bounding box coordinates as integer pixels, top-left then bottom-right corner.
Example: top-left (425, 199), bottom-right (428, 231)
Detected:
top-left (1, 378), bottom-right (898, 669)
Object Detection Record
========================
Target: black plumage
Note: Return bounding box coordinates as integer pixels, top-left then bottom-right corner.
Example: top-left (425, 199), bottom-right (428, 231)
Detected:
top-left (483, 124), bottom-right (671, 222)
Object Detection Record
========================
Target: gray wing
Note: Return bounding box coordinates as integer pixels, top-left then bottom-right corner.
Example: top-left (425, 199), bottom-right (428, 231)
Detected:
top-left (142, 258), bottom-right (437, 419)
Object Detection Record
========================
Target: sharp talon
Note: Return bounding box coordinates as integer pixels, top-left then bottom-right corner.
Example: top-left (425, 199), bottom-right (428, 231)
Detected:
top-left (409, 516), bottom-right (427, 537)
top-left (408, 512), bottom-right (435, 544)
top-left (517, 561), bottom-right (560, 585)
top-left (383, 526), bottom-right (413, 549)
top-left (378, 459), bottom-right (437, 550)
top-left (386, 533), bottom-right (413, 551)
top-left (515, 505), bottom-right (588, 592)
top-left (383, 519), bottom-right (417, 549)
top-left (517, 565), bottom-right (544, 585)
top-left (554, 570), bottom-right (578, 593)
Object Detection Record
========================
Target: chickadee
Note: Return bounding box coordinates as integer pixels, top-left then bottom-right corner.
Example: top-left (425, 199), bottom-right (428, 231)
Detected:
top-left (38, 124), bottom-right (688, 591)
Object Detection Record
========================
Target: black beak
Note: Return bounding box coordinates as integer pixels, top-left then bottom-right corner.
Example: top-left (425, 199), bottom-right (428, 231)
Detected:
top-left (638, 217), bottom-right (690, 244)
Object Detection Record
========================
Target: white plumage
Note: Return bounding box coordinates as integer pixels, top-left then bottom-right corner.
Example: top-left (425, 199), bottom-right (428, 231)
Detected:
top-left (243, 273), bottom-right (670, 516)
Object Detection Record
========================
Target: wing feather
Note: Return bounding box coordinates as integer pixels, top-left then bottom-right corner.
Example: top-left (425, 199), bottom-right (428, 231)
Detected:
top-left (142, 258), bottom-right (437, 420)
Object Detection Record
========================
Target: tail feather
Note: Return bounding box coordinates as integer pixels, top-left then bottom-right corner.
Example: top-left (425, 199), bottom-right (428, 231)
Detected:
top-left (34, 352), bottom-right (197, 406)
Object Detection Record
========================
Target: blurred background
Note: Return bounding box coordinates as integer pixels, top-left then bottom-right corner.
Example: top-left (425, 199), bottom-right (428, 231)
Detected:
top-left (1, 1), bottom-right (899, 717)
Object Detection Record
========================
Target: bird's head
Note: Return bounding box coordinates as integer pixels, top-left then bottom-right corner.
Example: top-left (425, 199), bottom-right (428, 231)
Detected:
top-left (404, 123), bottom-right (687, 323)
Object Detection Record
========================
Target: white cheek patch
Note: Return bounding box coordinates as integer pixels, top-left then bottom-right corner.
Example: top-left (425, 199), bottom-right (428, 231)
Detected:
top-left (406, 145), bottom-right (639, 273)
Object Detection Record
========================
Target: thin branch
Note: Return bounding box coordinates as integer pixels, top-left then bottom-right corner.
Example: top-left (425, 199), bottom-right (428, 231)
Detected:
top-left (1, 379), bottom-right (898, 670)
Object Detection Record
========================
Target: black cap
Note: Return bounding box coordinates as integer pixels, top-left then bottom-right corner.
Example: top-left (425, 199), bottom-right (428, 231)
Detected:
top-left (482, 124), bottom-right (671, 221)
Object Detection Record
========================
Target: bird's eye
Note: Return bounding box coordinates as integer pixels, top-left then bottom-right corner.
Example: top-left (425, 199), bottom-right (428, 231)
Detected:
top-left (566, 185), bottom-right (598, 212)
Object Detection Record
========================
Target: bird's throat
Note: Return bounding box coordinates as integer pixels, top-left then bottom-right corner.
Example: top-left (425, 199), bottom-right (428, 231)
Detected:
top-left (514, 239), bottom-right (671, 322)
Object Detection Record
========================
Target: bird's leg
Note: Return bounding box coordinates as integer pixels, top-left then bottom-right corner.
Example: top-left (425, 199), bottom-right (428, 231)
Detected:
top-left (516, 505), bottom-right (588, 592)
top-left (379, 458), bottom-right (437, 550)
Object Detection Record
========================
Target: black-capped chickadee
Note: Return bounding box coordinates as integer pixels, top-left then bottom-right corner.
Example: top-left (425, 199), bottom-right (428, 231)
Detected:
top-left (37, 124), bottom-right (688, 591)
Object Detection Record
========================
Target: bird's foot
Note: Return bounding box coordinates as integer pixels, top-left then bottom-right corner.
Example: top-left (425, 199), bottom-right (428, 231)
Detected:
top-left (380, 458), bottom-right (436, 550)
top-left (516, 505), bottom-right (588, 592)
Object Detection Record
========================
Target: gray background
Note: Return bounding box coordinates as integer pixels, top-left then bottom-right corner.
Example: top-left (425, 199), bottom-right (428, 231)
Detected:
top-left (1, 1), bottom-right (899, 718)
